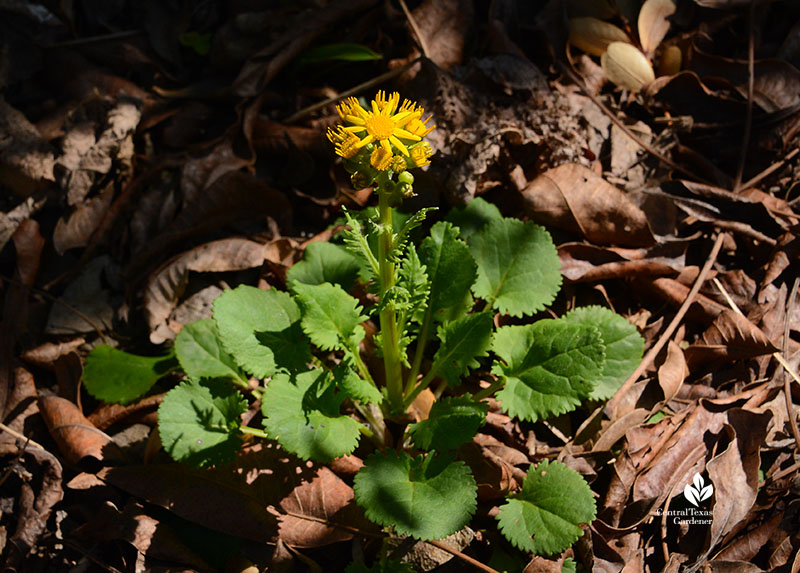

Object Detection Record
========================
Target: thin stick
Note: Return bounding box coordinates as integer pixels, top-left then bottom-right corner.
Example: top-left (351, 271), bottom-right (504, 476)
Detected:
top-left (740, 148), bottom-right (799, 191)
top-left (607, 233), bottom-right (726, 415)
top-left (283, 58), bottom-right (422, 124)
top-left (733, 0), bottom-right (756, 191)
top-left (0, 422), bottom-right (45, 450)
top-left (397, 0), bottom-right (430, 59)
top-left (427, 539), bottom-right (501, 573)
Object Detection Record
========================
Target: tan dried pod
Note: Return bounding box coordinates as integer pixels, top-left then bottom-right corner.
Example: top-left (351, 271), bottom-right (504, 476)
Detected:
top-left (658, 44), bottom-right (682, 76)
top-left (638, 0), bottom-right (677, 56)
top-left (601, 41), bottom-right (656, 91)
top-left (568, 17), bottom-right (631, 57)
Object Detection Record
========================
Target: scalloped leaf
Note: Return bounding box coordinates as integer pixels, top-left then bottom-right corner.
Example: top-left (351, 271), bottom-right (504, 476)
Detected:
top-left (336, 365), bottom-right (382, 405)
top-left (293, 282), bottom-right (367, 351)
top-left (562, 306), bottom-right (645, 400)
top-left (262, 370), bottom-right (362, 462)
top-left (496, 460), bottom-right (596, 555)
top-left (469, 218), bottom-right (561, 317)
top-left (158, 379), bottom-right (247, 467)
top-left (213, 286), bottom-right (310, 378)
top-left (174, 319), bottom-right (247, 384)
top-left (418, 221), bottom-right (477, 322)
top-left (408, 396), bottom-right (488, 451)
top-left (445, 196), bottom-right (503, 242)
top-left (83, 345), bottom-right (178, 404)
top-left (286, 241), bottom-right (361, 290)
top-left (431, 312), bottom-right (493, 385)
top-left (353, 450), bottom-right (477, 540)
top-left (492, 320), bottom-right (605, 421)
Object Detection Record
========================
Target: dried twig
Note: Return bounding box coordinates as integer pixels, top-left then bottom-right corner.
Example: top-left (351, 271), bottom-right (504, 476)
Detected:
top-left (397, 0), bottom-right (430, 59)
top-left (427, 539), bottom-right (501, 573)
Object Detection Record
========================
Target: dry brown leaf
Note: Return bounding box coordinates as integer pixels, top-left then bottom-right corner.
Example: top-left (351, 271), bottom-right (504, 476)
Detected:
top-left (638, 0), bottom-right (676, 56)
top-left (601, 42), bottom-right (655, 92)
top-left (98, 464), bottom-right (277, 542)
top-left (53, 183), bottom-right (114, 255)
top-left (279, 466), bottom-right (367, 548)
top-left (144, 237), bottom-right (278, 343)
top-left (411, 0), bottom-right (473, 70)
top-left (39, 395), bottom-right (121, 465)
top-left (0, 98), bottom-right (56, 197)
top-left (684, 309), bottom-right (778, 372)
top-left (522, 163), bottom-right (655, 247)
top-left (558, 242), bottom-right (685, 283)
top-left (656, 340), bottom-right (687, 404)
top-left (569, 17), bottom-right (631, 57)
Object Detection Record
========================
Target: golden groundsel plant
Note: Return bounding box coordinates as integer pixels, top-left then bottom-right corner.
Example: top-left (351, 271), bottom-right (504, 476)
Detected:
top-left (83, 91), bottom-right (646, 567)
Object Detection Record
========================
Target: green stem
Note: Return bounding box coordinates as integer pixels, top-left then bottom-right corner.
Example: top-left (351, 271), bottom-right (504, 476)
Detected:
top-left (354, 402), bottom-right (389, 447)
top-left (404, 307), bottom-right (432, 397)
top-left (403, 362), bottom-right (440, 408)
top-left (240, 426), bottom-right (269, 439)
top-left (472, 379), bottom-right (504, 402)
top-left (377, 183), bottom-right (404, 414)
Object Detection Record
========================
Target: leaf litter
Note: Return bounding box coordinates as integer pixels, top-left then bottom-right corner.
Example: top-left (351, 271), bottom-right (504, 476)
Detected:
top-left (1, 0), bottom-right (800, 571)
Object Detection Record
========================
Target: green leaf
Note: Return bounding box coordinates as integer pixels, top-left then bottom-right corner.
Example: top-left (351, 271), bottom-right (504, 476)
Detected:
top-left (213, 286), bottom-right (310, 378)
top-left (158, 379), bottom-right (247, 467)
top-left (469, 218), bottom-right (562, 317)
top-left (341, 207), bottom-right (380, 282)
top-left (493, 320), bottom-right (605, 421)
top-left (431, 312), bottom-right (493, 384)
top-left (445, 197), bottom-right (503, 242)
top-left (293, 282), bottom-right (367, 351)
top-left (354, 450), bottom-right (477, 540)
top-left (391, 207), bottom-right (437, 263)
top-left (286, 241), bottom-right (361, 290)
top-left (174, 319), bottom-right (247, 385)
top-left (418, 221), bottom-right (477, 321)
top-left (496, 460), bottom-right (596, 555)
top-left (83, 345), bottom-right (178, 404)
top-left (396, 243), bottom-right (429, 330)
top-left (408, 396), bottom-right (488, 451)
top-left (336, 365), bottom-right (382, 405)
top-left (299, 42), bottom-right (382, 64)
top-left (562, 306), bottom-right (645, 400)
top-left (262, 370), bottom-right (362, 462)
top-left (562, 558), bottom-right (577, 573)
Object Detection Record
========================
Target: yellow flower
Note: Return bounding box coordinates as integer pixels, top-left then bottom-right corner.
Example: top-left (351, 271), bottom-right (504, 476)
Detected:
top-left (370, 147), bottom-right (394, 170)
top-left (410, 142), bottom-right (433, 167)
top-left (327, 126), bottom-right (361, 159)
top-left (336, 90), bottom-right (432, 157)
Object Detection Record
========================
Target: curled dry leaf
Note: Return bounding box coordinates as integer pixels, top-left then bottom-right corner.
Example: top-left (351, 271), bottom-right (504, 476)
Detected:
top-left (569, 17), bottom-right (631, 57)
top-left (521, 163), bottom-right (655, 247)
top-left (39, 395), bottom-right (121, 465)
top-left (601, 42), bottom-right (655, 92)
top-left (410, 0), bottom-right (473, 71)
top-left (638, 0), bottom-right (676, 57)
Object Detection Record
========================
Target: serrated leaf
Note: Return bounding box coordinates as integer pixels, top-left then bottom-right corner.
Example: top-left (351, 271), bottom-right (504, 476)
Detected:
top-left (470, 218), bottom-right (562, 317)
top-left (562, 558), bottom-right (577, 573)
top-left (562, 306), bottom-right (644, 400)
top-left (341, 207), bottom-right (380, 282)
top-left (496, 460), bottom-right (596, 555)
top-left (431, 312), bottom-right (493, 384)
top-left (174, 319), bottom-right (247, 384)
top-left (213, 286), bottom-right (310, 378)
top-left (158, 379), bottom-right (247, 467)
top-left (336, 365), bottom-right (382, 405)
top-left (391, 207), bottom-right (437, 263)
top-left (396, 243), bottom-right (429, 330)
top-left (293, 282), bottom-right (367, 351)
top-left (418, 221), bottom-right (477, 321)
top-left (83, 345), bottom-right (178, 404)
top-left (286, 241), bottom-right (361, 290)
top-left (262, 370), bottom-right (362, 462)
top-left (493, 320), bottom-right (605, 421)
top-left (354, 451), bottom-right (477, 540)
top-left (408, 396), bottom-right (488, 451)
top-left (445, 197), bottom-right (503, 243)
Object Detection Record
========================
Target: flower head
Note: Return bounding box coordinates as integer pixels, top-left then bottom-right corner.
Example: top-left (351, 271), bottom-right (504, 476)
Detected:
top-left (331, 91), bottom-right (435, 159)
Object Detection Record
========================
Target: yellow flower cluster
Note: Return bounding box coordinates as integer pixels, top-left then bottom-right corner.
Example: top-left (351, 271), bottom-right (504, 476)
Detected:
top-left (326, 91), bottom-right (435, 171)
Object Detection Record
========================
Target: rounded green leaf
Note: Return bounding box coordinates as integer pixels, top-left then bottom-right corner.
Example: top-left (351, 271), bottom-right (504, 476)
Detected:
top-left (174, 319), bottom-right (247, 384)
top-left (158, 380), bottom-right (247, 467)
top-left (262, 370), bottom-right (362, 462)
top-left (496, 460), bottom-right (596, 555)
top-left (469, 218), bottom-right (561, 317)
top-left (445, 196), bottom-right (503, 242)
top-left (287, 241), bottom-right (361, 290)
top-left (562, 306), bottom-right (645, 400)
top-left (493, 320), bottom-right (605, 421)
top-left (83, 345), bottom-right (177, 404)
top-left (213, 285), bottom-right (310, 378)
top-left (408, 396), bottom-right (488, 451)
top-left (353, 450), bottom-right (477, 540)
top-left (293, 282), bottom-right (367, 351)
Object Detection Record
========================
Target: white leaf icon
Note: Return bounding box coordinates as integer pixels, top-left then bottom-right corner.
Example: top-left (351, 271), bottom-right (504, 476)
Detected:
top-left (684, 483), bottom-right (699, 507)
top-left (699, 484), bottom-right (713, 501)
top-left (693, 473), bottom-right (704, 490)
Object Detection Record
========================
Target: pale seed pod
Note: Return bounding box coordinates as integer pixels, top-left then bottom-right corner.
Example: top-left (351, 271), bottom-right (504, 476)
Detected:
top-left (601, 41), bottom-right (656, 92)
top-left (568, 17), bottom-right (631, 57)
